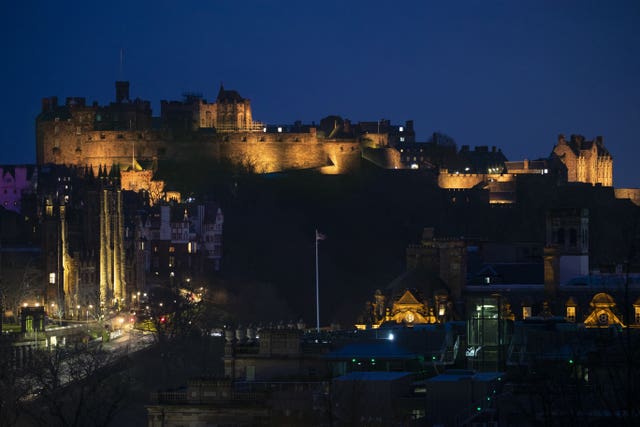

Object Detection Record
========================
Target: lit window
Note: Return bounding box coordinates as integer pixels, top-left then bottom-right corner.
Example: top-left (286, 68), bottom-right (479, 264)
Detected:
top-left (169, 246), bottom-right (175, 253)
top-left (277, 127), bottom-right (283, 133)
top-left (522, 306), bottom-right (531, 319)
top-left (635, 307), bottom-right (640, 324)
top-left (49, 273), bottom-right (56, 284)
top-left (169, 256), bottom-right (175, 268)
top-left (566, 306), bottom-right (576, 322)
top-left (400, 137), bottom-right (405, 142)
top-left (399, 126), bottom-right (404, 132)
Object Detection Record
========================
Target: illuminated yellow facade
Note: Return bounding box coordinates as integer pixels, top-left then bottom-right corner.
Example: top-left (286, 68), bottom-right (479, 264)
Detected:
top-left (583, 293), bottom-right (625, 328)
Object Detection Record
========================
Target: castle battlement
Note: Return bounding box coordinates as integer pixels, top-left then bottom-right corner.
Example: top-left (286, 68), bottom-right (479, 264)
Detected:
top-left (36, 81), bottom-right (413, 175)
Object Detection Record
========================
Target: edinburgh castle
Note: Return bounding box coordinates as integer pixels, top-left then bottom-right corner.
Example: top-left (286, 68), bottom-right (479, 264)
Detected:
top-left (36, 81), bottom-right (410, 176)
top-left (36, 80), bottom-right (626, 200)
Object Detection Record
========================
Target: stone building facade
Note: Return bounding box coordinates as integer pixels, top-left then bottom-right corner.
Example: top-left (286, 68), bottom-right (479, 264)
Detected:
top-left (36, 81), bottom-right (411, 175)
top-left (40, 166), bottom-right (141, 316)
top-left (552, 134), bottom-right (613, 186)
top-left (0, 166), bottom-right (37, 213)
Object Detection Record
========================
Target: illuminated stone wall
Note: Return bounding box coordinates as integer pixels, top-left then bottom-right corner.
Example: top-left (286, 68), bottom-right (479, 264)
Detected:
top-left (614, 188), bottom-right (640, 206)
top-left (361, 146), bottom-right (403, 169)
top-left (438, 170), bottom-right (516, 189)
top-left (37, 123), bottom-right (363, 174)
top-left (552, 134), bottom-right (613, 186)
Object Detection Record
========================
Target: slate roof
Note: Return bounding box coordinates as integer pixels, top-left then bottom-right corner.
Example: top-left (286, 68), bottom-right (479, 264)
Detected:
top-left (217, 85), bottom-right (245, 103)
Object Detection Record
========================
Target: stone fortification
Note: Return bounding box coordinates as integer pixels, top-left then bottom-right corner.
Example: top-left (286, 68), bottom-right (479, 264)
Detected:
top-left (35, 81), bottom-right (409, 175)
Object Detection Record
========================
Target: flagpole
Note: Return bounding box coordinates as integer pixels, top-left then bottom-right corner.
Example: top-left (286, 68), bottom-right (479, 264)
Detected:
top-left (315, 229), bottom-right (320, 333)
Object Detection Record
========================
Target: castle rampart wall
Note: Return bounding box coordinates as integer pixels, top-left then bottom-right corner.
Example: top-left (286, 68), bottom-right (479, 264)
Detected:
top-left (361, 147), bottom-right (402, 169)
top-left (614, 188), bottom-right (640, 207)
top-left (37, 123), bottom-right (362, 174)
top-left (438, 170), bottom-right (516, 189)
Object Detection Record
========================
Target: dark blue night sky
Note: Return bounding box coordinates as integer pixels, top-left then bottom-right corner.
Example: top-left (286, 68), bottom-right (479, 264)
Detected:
top-left (1, 1), bottom-right (638, 187)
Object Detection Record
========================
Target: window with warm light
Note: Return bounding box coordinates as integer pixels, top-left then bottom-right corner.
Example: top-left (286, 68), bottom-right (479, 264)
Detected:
top-left (566, 306), bottom-right (576, 322)
top-left (522, 306), bottom-right (531, 319)
top-left (49, 272), bottom-right (56, 284)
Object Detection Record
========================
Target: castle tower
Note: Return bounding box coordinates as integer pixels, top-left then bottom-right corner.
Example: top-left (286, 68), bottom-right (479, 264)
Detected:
top-left (552, 134), bottom-right (613, 186)
top-left (215, 85), bottom-right (253, 132)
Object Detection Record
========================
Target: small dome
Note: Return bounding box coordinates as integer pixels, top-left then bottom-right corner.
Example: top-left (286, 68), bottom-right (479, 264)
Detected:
top-left (591, 292), bottom-right (616, 307)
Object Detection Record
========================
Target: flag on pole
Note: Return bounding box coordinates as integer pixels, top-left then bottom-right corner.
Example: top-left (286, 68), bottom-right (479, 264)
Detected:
top-left (316, 230), bottom-right (326, 241)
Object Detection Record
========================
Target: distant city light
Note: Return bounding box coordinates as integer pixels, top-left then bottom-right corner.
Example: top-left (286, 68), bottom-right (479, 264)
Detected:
top-left (277, 127), bottom-right (283, 133)
top-left (388, 332), bottom-right (394, 341)
top-left (399, 126), bottom-right (404, 132)
top-left (410, 164), bottom-right (419, 169)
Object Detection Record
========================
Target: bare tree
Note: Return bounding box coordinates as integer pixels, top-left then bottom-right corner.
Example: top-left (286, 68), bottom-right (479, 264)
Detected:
top-left (2, 257), bottom-right (42, 324)
top-left (18, 344), bottom-right (133, 427)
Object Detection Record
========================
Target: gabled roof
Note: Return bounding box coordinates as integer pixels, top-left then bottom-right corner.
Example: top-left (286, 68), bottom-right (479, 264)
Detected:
top-left (395, 289), bottom-right (422, 306)
top-left (216, 85), bottom-right (245, 103)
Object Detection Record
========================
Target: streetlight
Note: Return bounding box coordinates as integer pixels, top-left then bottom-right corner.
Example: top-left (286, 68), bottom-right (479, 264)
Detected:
top-left (77, 305), bottom-right (80, 321)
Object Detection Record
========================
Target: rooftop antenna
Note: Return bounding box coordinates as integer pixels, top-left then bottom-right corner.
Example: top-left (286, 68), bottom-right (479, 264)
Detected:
top-left (119, 48), bottom-right (124, 80)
